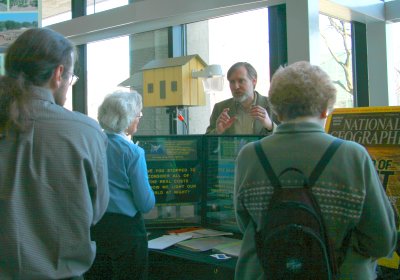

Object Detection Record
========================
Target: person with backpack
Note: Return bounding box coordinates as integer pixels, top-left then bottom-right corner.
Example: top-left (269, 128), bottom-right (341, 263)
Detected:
top-left (234, 61), bottom-right (397, 280)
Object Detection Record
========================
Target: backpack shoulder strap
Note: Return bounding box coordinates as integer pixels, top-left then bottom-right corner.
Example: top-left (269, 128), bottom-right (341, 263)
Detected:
top-left (254, 140), bottom-right (280, 187)
top-left (254, 138), bottom-right (343, 188)
top-left (308, 138), bottom-right (344, 187)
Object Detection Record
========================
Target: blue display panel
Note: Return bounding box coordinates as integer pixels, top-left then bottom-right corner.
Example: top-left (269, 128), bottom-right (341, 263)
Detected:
top-left (133, 135), bottom-right (203, 228)
top-left (204, 135), bottom-right (262, 233)
top-left (132, 134), bottom-right (262, 232)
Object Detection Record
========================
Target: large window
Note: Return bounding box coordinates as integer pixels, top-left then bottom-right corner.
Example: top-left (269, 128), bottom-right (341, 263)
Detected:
top-left (188, 8), bottom-right (269, 112)
top-left (42, 0), bottom-right (71, 26)
top-left (388, 22), bottom-right (400, 105)
top-left (209, 9), bottom-right (270, 107)
top-left (42, 1), bottom-right (131, 113)
top-left (87, 36), bottom-right (129, 119)
top-left (86, 28), bottom-right (171, 135)
top-left (45, 2), bottom-right (395, 133)
top-left (319, 14), bottom-right (354, 108)
top-left (187, 8), bottom-right (270, 134)
top-left (86, 0), bottom-right (128, 15)
top-left (85, 9), bottom-right (270, 134)
top-left (42, 0), bottom-right (129, 26)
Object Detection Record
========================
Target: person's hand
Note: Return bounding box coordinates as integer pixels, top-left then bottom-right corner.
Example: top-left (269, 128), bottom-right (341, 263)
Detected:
top-left (250, 105), bottom-right (273, 131)
top-left (216, 108), bottom-right (236, 134)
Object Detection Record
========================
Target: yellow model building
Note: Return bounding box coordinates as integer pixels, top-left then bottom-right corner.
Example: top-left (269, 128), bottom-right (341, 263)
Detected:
top-left (142, 55), bottom-right (207, 107)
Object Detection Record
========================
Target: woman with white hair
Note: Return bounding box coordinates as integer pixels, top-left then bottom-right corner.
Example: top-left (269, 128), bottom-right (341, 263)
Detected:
top-left (86, 90), bottom-right (155, 280)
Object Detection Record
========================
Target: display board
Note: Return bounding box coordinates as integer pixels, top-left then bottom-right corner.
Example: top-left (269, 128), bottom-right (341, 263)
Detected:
top-left (0, 2), bottom-right (39, 73)
top-left (326, 106), bottom-right (400, 269)
top-left (204, 135), bottom-right (262, 233)
top-left (133, 135), bottom-right (203, 228)
top-left (133, 134), bottom-right (262, 232)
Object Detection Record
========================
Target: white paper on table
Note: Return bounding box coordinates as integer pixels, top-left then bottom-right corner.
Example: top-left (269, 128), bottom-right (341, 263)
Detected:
top-left (148, 234), bottom-right (192, 250)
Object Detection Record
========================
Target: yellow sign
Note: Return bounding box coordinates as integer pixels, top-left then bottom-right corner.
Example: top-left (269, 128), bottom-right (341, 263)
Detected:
top-left (326, 106), bottom-right (400, 269)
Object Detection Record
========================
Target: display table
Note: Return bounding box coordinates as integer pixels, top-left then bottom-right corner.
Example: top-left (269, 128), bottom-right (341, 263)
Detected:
top-left (148, 231), bottom-right (238, 280)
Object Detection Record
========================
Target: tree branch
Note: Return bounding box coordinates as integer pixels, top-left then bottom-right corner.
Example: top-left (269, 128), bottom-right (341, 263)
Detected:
top-left (321, 16), bottom-right (353, 95)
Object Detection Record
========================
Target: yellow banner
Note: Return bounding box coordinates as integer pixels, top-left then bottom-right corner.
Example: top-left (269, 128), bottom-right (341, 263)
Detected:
top-left (326, 106), bottom-right (400, 269)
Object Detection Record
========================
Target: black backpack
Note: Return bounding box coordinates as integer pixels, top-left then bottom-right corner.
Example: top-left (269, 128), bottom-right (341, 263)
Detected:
top-left (253, 138), bottom-right (343, 280)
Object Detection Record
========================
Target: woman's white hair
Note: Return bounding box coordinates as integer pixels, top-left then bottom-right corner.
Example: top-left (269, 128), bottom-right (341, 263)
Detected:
top-left (269, 61), bottom-right (337, 121)
top-left (98, 90), bottom-right (142, 133)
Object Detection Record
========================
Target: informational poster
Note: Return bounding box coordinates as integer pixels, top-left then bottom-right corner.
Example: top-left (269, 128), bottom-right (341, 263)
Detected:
top-left (326, 106), bottom-right (400, 269)
top-left (134, 136), bottom-right (202, 227)
top-left (205, 135), bottom-right (262, 233)
top-left (135, 135), bottom-right (263, 231)
top-left (0, 0), bottom-right (39, 70)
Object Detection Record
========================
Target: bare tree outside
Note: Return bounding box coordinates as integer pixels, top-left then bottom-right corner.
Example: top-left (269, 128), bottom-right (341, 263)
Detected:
top-left (321, 17), bottom-right (400, 107)
top-left (392, 22), bottom-right (400, 105)
top-left (319, 15), bottom-right (353, 108)
top-left (321, 17), bottom-right (353, 94)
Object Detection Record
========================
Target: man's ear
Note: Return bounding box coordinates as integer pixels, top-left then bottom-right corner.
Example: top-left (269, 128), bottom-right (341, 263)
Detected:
top-left (252, 78), bottom-right (257, 89)
top-left (49, 65), bottom-right (64, 90)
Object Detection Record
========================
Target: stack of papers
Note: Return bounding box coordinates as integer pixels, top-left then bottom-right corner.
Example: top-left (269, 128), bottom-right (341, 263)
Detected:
top-left (175, 236), bottom-right (239, 252)
top-left (168, 227), bottom-right (233, 239)
top-left (148, 234), bottom-right (192, 250)
top-left (148, 228), bottom-right (239, 253)
top-left (212, 240), bottom-right (242, 257)
top-left (189, 228), bottom-right (234, 239)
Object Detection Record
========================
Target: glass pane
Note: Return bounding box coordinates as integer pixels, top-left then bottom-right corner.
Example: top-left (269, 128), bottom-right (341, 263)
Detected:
top-left (132, 135), bottom-right (203, 228)
top-left (319, 14), bottom-right (353, 108)
top-left (42, 0), bottom-right (72, 26)
top-left (42, 0), bottom-right (130, 26)
top-left (86, 0), bottom-right (129, 15)
top-left (87, 28), bottom-right (170, 134)
top-left (211, 9), bottom-right (270, 105)
top-left (388, 22), bottom-right (400, 105)
top-left (87, 36), bottom-right (130, 120)
top-left (127, 29), bottom-right (171, 135)
top-left (187, 8), bottom-right (270, 134)
top-left (204, 135), bottom-right (262, 233)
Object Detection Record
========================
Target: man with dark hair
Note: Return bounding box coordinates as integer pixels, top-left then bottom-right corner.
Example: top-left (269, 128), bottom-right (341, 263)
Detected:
top-left (0, 28), bottom-right (109, 279)
top-left (205, 62), bottom-right (274, 135)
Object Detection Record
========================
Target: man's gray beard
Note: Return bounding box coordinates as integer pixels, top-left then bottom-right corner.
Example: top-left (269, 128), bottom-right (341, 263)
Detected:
top-left (233, 94), bottom-right (248, 104)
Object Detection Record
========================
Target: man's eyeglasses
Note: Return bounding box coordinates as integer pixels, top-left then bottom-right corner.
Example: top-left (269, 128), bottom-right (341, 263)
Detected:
top-left (69, 74), bottom-right (79, 86)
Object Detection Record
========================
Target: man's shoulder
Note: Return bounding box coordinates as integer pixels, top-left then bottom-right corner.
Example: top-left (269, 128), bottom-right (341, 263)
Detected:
top-left (63, 110), bottom-right (102, 131)
top-left (38, 106), bottom-right (104, 137)
top-left (255, 91), bottom-right (269, 103)
top-left (69, 110), bottom-right (100, 128)
top-left (214, 98), bottom-right (235, 108)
